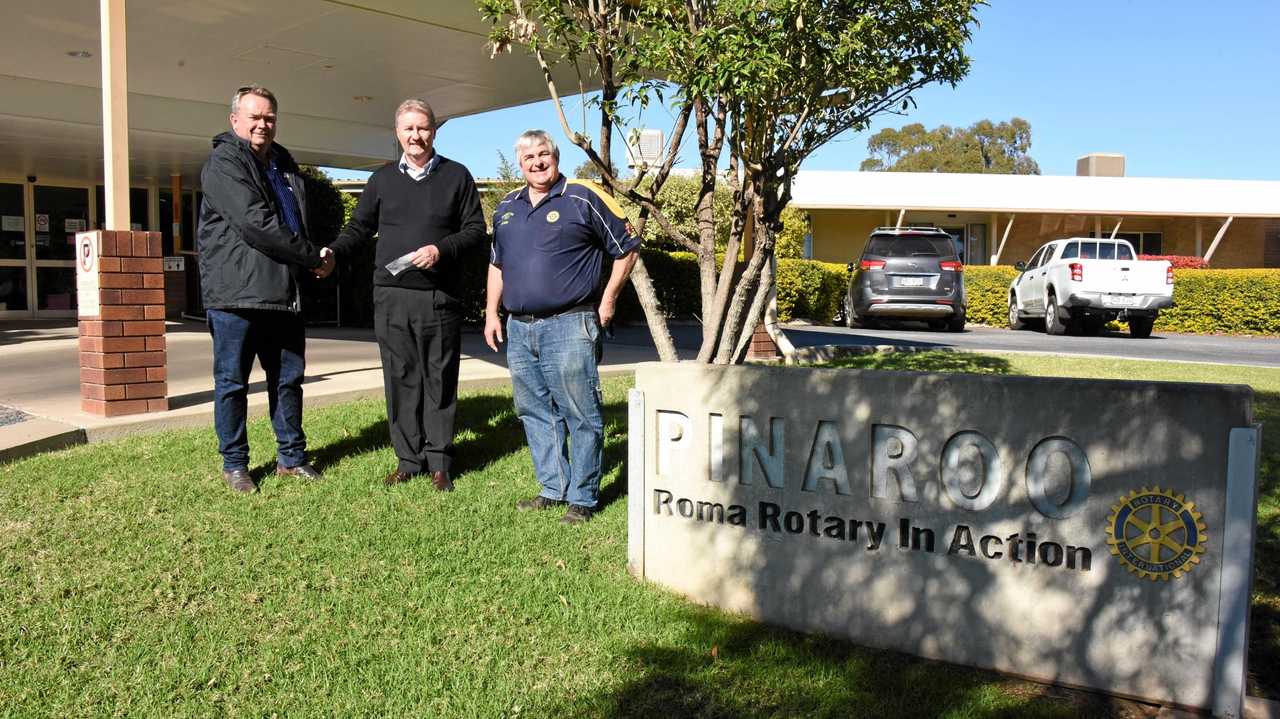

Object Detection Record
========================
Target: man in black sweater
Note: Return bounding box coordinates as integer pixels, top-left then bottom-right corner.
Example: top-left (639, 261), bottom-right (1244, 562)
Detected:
top-left (326, 98), bottom-right (486, 490)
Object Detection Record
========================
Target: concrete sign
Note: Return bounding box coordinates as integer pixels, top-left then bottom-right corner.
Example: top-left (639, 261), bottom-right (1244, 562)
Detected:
top-left (76, 231), bottom-right (99, 317)
top-left (627, 363), bottom-right (1260, 716)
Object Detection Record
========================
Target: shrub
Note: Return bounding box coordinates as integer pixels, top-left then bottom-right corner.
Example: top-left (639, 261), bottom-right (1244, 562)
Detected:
top-left (963, 265), bottom-right (1020, 326)
top-left (614, 251), bottom-right (845, 324)
top-left (1157, 269), bottom-right (1280, 335)
top-left (1141, 254), bottom-right (1208, 270)
top-left (963, 265), bottom-right (1280, 336)
top-left (776, 258), bottom-right (846, 323)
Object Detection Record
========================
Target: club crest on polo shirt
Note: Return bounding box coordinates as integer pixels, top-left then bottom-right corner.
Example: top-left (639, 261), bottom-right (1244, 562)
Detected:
top-left (546, 211), bottom-right (560, 223)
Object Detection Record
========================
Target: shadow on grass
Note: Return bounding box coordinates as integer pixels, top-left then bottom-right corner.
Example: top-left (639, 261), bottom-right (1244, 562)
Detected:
top-left (1248, 389), bottom-right (1279, 699)
top-left (552, 605), bottom-right (1150, 719)
top-left (292, 390), bottom-right (633, 501)
top-left (825, 350), bottom-right (1016, 375)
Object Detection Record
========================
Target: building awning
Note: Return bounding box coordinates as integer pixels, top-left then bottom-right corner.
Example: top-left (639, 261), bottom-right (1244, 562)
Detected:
top-left (791, 170), bottom-right (1280, 218)
top-left (0, 0), bottom-right (570, 183)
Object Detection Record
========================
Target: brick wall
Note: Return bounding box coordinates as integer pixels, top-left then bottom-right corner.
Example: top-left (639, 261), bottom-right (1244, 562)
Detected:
top-left (747, 322), bottom-right (779, 361)
top-left (78, 230), bottom-right (168, 417)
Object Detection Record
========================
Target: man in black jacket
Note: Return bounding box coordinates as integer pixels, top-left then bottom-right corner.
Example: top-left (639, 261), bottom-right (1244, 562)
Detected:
top-left (197, 85), bottom-right (334, 493)
top-left (327, 98), bottom-right (486, 491)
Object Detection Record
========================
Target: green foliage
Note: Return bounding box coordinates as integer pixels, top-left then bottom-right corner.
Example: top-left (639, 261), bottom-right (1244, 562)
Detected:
top-left (861, 118), bottom-right (1041, 174)
top-left (479, 0), bottom-right (981, 361)
top-left (481, 151), bottom-right (524, 231)
top-left (614, 251), bottom-right (844, 324)
top-left (617, 176), bottom-right (734, 253)
top-left (614, 249), bottom-right (701, 323)
top-left (776, 206), bottom-right (809, 260)
top-left (298, 166), bottom-right (346, 243)
top-left (1158, 269), bottom-right (1280, 335)
top-left (573, 160), bottom-right (603, 180)
top-left (495, 150), bottom-right (520, 182)
top-left (961, 266), bottom-right (1280, 336)
top-left (297, 167), bottom-right (346, 323)
top-left (776, 258), bottom-right (845, 323)
top-left (963, 265), bottom-right (1020, 326)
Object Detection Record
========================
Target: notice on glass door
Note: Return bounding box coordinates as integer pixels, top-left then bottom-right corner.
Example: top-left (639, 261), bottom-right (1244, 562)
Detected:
top-left (1, 215), bottom-right (23, 232)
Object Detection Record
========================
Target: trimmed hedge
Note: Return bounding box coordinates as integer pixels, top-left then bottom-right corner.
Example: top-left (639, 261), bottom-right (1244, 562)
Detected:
top-left (615, 251), bottom-right (848, 324)
top-left (776, 259), bottom-right (847, 323)
top-left (963, 265), bottom-right (1280, 336)
top-left (964, 266), bottom-right (1020, 327)
top-left (1157, 269), bottom-right (1280, 335)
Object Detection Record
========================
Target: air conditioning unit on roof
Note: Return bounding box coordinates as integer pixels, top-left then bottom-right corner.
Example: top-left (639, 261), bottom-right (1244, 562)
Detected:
top-left (625, 128), bottom-right (664, 169)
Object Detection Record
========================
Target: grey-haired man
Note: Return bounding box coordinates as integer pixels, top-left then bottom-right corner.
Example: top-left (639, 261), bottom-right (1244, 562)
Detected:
top-left (327, 98), bottom-right (486, 490)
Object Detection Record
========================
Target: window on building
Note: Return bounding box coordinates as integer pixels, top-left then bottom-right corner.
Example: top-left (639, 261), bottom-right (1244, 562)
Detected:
top-left (159, 190), bottom-right (200, 256)
top-left (94, 186), bottom-right (149, 231)
top-left (1090, 231), bottom-right (1162, 255)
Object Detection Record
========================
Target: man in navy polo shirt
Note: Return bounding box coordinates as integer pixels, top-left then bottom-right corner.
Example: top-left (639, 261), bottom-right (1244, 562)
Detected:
top-left (484, 130), bottom-right (639, 525)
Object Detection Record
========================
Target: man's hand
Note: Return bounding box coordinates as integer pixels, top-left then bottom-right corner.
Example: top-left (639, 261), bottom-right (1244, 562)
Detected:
top-left (483, 313), bottom-right (504, 352)
top-left (315, 247), bottom-right (336, 278)
top-left (410, 244), bottom-right (441, 269)
top-left (597, 297), bottom-right (617, 329)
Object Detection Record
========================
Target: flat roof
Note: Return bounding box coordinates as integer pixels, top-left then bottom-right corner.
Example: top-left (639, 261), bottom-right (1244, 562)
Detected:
top-left (791, 171), bottom-right (1280, 218)
top-left (0, 0), bottom-right (573, 184)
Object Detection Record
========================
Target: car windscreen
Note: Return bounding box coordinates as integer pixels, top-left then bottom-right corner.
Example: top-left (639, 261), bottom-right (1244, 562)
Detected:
top-left (864, 235), bottom-right (954, 258)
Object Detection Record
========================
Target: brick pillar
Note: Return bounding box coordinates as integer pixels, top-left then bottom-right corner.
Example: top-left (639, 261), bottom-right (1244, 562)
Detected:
top-left (76, 230), bottom-right (168, 416)
top-left (746, 322), bottom-right (779, 361)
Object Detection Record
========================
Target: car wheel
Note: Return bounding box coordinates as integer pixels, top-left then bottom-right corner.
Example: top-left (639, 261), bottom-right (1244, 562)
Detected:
top-left (1129, 316), bottom-right (1154, 338)
top-left (947, 309), bottom-right (966, 333)
top-left (1008, 294), bottom-right (1026, 330)
top-left (1045, 294), bottom-right (1067, 336)
top-left (842, 297), bottom-right (857, 328)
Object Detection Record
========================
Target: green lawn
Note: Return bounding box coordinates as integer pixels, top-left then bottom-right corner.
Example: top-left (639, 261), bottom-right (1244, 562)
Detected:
top-left (0, 353), bottom-right (1274, 717)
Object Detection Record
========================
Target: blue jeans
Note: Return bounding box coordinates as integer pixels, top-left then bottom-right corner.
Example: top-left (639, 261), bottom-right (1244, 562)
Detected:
top-left (207, 308), bottom-right (307, 471)
top-left (506, 311), bottom-right (604, 509)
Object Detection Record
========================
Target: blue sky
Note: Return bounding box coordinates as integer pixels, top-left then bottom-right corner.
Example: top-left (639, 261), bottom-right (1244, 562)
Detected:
top-left (326, 1), bottom-right (1280, 182)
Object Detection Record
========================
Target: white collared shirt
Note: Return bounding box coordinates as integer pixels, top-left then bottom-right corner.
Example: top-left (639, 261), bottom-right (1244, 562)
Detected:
top-left (399, 152), bottom-right (439, 181)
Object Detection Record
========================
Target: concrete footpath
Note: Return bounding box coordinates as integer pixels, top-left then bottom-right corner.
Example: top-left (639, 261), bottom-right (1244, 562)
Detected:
top-left (0, 319), bottom-right (692, 463)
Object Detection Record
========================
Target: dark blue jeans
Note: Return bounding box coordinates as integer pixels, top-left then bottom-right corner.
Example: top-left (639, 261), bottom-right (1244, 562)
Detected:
top-left (505, 311), bottom-right (604, 509)
top-left (207, 308), bottom-right (307, 471)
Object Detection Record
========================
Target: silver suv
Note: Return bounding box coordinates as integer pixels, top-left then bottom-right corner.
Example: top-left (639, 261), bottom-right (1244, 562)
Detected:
top-left (843, 227), bottom-right (967, 332)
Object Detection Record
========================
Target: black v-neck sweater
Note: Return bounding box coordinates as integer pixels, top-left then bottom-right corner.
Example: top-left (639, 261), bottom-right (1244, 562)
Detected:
top-left (330, 155), bottom-right (486, 294)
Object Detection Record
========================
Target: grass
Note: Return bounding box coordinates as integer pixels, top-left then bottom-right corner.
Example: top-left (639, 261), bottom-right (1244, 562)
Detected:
top-left (0, 353), bottom-right (1275, 717)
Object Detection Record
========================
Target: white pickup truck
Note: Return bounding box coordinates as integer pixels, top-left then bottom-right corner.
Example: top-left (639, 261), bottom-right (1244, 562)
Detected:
top-left (1007, 238), bottom-right (1173, 338)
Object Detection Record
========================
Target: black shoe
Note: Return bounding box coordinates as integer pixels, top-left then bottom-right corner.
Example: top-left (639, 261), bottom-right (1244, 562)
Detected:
top-left (276, 463), bottom-right (323, 481)
top-left (222, 468), bottom-right (256, 493)
top-left (561, 504), bottom-right (594, 525)
top-left (516, 495), bottom-right (566, 511)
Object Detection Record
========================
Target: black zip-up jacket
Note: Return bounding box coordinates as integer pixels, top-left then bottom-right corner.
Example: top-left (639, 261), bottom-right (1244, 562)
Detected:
top-left (197, 132), bottom-right (322, 313)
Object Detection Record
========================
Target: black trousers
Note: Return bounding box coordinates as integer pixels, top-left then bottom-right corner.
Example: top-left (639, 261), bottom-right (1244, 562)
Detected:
top-left (373, 285), bottom-right (462, 475)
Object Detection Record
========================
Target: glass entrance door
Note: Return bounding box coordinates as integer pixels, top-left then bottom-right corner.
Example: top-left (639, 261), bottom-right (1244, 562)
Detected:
top-left (0, 183), bottom-right (29, 316)
top-left (33, 185), bottom-right (88, 315)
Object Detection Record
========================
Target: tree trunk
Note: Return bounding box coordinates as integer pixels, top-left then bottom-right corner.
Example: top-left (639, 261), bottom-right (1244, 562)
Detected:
top-left (629, 255), bottom-right (679, 362)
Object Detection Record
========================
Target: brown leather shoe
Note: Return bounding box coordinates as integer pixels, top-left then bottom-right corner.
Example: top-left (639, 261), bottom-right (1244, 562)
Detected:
top-left (276, 463), bottom-right (323, 481)
top-left (222, 469), bottom-right (256, 493)
top-left (430, 470), bottom-right (454, 492)
top-left (384, 469), bottom-right (414, 486)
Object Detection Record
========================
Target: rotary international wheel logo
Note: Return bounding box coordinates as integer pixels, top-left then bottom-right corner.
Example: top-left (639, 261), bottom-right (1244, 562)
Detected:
top-left (1106, 487), bottom-right (1207, 581)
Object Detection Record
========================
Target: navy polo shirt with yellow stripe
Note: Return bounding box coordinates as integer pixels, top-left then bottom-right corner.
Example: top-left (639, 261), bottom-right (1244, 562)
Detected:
top-left (491, 175), bottom-right (641, 316)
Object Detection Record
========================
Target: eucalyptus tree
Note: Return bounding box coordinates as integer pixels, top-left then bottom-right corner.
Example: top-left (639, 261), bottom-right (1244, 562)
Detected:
top-left (480, 0), bottom-right (981, 363)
